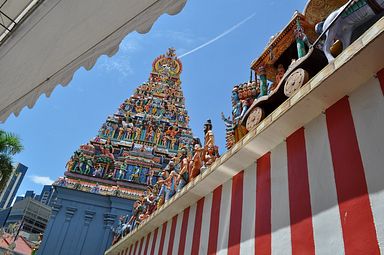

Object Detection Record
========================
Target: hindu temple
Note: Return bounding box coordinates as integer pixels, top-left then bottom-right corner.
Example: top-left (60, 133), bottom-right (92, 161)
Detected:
top-left (106, 0), bottom-right (384, 254)
top-left (37, 48), bottom-right (205, 255)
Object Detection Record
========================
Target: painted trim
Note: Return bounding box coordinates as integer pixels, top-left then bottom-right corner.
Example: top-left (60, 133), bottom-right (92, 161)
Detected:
top-left (255, 153), bottom-right (271, 255)
top-left (326, 96), bottom-right (380, 254)
top-left (286, 128), bottom-right (315, 255)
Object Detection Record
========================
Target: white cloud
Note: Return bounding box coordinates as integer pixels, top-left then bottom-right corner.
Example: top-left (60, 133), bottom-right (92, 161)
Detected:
top-left (100, 58), bottom-right (134, 77)
top-left (29, 176), bottom-right (54, 185)
top-left (153, 30), bottom-right (204, 46)
top-left (98, 37), bottom-right (139, 77)
top-left (156, 30), bottom-right (196, 45)
top-left (119, 39), bottom-right (139, 52)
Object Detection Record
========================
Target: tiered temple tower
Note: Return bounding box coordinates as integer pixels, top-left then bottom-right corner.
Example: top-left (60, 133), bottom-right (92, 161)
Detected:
top-left (38, 49), bottom-right (195, 255)
top-left (63, 47), bottom-right (194, 199)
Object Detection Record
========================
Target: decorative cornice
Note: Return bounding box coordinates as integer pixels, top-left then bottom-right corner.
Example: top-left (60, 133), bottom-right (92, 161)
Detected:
top-left (104, 213), bottom-right (117, 228)
top-left (84, 210), bottom-right (96, 225)
top-left (51, 204), bottom-right (62, 219)
top-left (65, 207), bottom-right (77, 221)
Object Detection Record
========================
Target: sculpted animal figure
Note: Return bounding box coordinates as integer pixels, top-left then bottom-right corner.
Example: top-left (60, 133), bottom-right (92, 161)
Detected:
top-left (317, 0), bottom-right (384, 62)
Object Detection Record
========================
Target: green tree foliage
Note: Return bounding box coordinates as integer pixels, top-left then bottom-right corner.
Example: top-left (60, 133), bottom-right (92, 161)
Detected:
top-left (0, 130), bottom-right (23, 191)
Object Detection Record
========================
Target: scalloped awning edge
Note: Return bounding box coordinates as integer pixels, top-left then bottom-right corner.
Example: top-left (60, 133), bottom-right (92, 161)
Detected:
top-left (0, 0), bottom-right (187, 123)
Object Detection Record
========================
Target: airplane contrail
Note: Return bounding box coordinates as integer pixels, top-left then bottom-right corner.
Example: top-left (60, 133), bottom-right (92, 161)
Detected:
top-left (178, 13), bottom-right (256, 59)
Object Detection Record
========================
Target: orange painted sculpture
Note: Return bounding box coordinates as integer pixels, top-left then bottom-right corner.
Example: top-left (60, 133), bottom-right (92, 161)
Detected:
top-left (189, 143), bottom-right (204, 181)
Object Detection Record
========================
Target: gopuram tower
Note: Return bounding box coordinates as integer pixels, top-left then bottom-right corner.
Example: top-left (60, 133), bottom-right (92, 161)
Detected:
top-left (38, 49), bottom-right (195, 255)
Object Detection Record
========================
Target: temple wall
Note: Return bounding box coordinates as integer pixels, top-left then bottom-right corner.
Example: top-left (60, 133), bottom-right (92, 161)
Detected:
top-left (102, 16), bottom-right (384, 255)
top-left (38, 187), bottom-right (135, 255)
top-left (109, 76), bottom-right (384, 255)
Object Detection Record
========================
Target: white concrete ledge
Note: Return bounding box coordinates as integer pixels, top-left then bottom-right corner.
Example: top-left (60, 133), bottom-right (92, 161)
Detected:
top-left (106, 16), bottom-right (384, 255)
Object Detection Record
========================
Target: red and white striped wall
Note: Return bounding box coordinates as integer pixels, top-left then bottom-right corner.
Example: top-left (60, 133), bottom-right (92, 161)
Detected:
top-left (118, 73), bottom-right (384, 255)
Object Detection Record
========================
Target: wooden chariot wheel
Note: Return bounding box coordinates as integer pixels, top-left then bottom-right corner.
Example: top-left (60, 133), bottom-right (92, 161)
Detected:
top-left (245, 107), bottom-right (265, 131)
top-left (284, 68), bottom-right (309, 97)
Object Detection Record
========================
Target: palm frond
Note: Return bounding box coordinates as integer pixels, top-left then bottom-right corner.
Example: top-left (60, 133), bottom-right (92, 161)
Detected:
top-left (0, 154), bottom-right (13, 191)
top-left (0, 129), bottom-right (23, 155)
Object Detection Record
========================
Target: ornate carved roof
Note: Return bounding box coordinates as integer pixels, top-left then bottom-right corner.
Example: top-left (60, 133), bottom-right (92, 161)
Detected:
top-left (303, 0), bottom-right (348, 25)
top-left (250, 12), bottom-right (318, 79)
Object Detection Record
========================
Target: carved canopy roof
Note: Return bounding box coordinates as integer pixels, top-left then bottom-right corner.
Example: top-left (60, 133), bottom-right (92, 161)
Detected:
top-left (303, 0), bottom-right (349, 25)
top-left (250, 12), bottom-right (318, 80)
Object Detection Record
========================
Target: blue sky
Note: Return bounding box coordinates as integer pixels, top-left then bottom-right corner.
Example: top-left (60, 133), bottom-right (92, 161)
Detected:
top-left (1, 0), bottom-right (307, 197)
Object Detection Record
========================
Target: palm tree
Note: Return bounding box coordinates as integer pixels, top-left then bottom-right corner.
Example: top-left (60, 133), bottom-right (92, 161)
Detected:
top-left (0, 130), bottom-right (23, 191)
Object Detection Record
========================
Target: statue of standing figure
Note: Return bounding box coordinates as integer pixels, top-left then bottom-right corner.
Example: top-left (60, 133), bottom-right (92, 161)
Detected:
top-left (202, 120), bottom-right (219, 169)
top-left (222, 85), bottom-right (249, 149)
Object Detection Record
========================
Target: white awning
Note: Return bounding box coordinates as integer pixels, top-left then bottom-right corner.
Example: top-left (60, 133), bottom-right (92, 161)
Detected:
top-left (0, 0), bottom-right (187, 122)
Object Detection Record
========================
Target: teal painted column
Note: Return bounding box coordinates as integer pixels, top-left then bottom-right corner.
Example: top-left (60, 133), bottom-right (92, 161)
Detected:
top-left (258, 66), bottom-right (268, 97)
top-left (294, 18), bottom-right (306, 59)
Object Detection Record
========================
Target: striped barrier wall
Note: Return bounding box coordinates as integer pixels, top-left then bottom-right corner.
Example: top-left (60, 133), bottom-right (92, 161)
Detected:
top-left (116, 73), bottom-right (384, 255)
top-left (107, 17), bottom-right (384, 255)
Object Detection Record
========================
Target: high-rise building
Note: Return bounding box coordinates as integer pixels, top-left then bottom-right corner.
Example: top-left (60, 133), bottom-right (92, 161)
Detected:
top-left (14, 196), bottom-right (24, 203)
top-left (38, 185), bottom-right (55, 207)
top-left (0, 163), bottom-right (28, 209)
top-left (24, 190), bottom-right (35, 199)
top-left (0, 207), bottom-right (11, 227)
top-left (5, 197), bottom-right (51, 234)
top-left (38, 49), bottom-right (195, 255)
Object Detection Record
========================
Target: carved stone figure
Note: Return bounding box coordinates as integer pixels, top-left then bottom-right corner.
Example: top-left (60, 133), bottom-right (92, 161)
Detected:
top-left (231, 86), bottom-right (249, 124)
top-left (274, 64), bottom-right (286, 88)
top-left (189, 144), bottom-right (204, 181)
top-left (202, 119), bottom-right (219, 168)
top-left (154, 127), bottom-right (162, 145)
top-left (177, 152), bottom-right (190, 192)
top-left (134, 126), bottom-right (142, 140)
top-left (204, 119), bottom-right (215, 149)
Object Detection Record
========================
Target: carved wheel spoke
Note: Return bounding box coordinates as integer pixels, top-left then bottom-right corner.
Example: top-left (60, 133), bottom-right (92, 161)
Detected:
top-left (284, 68), bottom-right (309, 97)
top-left (246, 107), bottom-right (265, 131)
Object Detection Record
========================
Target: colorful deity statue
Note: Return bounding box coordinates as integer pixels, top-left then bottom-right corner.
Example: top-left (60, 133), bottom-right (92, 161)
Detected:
top-left (78, 154), bottom-right (87, 174)
top-left (272, 64), bottom-right (286, 92)
top-left (189, 143), bottom-right (204, 181)
top-left (135, 100), bottom-right (144, 113)
top-left (146, 169), bottom-right (154, 186)
top-left (145, 126), bottom-right (155, 142)
top-left (202, 120), bottom-right (219, 168)
top-left (66, 156), bottom-right (76, 172)
top-left (222, 83), bottom-right (251, 150)
top-left (103, 138), bottom-right (115, 160)
top-left (222, 112), bottom-right (236, 150)
top-left (176, 150), bottom-right (190, 192)
top-left (203, 119), bottom-right (215, 148)
top-left (231, 86), bottom-right (248, 124)
top-left (227, 86), bottom-right (249, 143)
top-left (125, 126), bottom-right (133, 140)
top-left (258, 66), bottom-right (268, 97)
top-left (93, 164), bottom-right (104, 177)
top-left (170, 137), bottom-right (177, 150)
top-left (56, 177), bottom-right (68, 187)
top-left (134, 126), bottom-right (142, 140)
top-left (90, 183), bottom-right (100, 194)
top-left (84, 158), bottom-right (93, 175)
top-left (131, 166), bottom-right (141, 183)
top-left (154, 127), bottom-right (162, 145)
top-left (111, 215), bottom-right (130, 245)
top-left (117, 127), bottom-right (125, 140)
